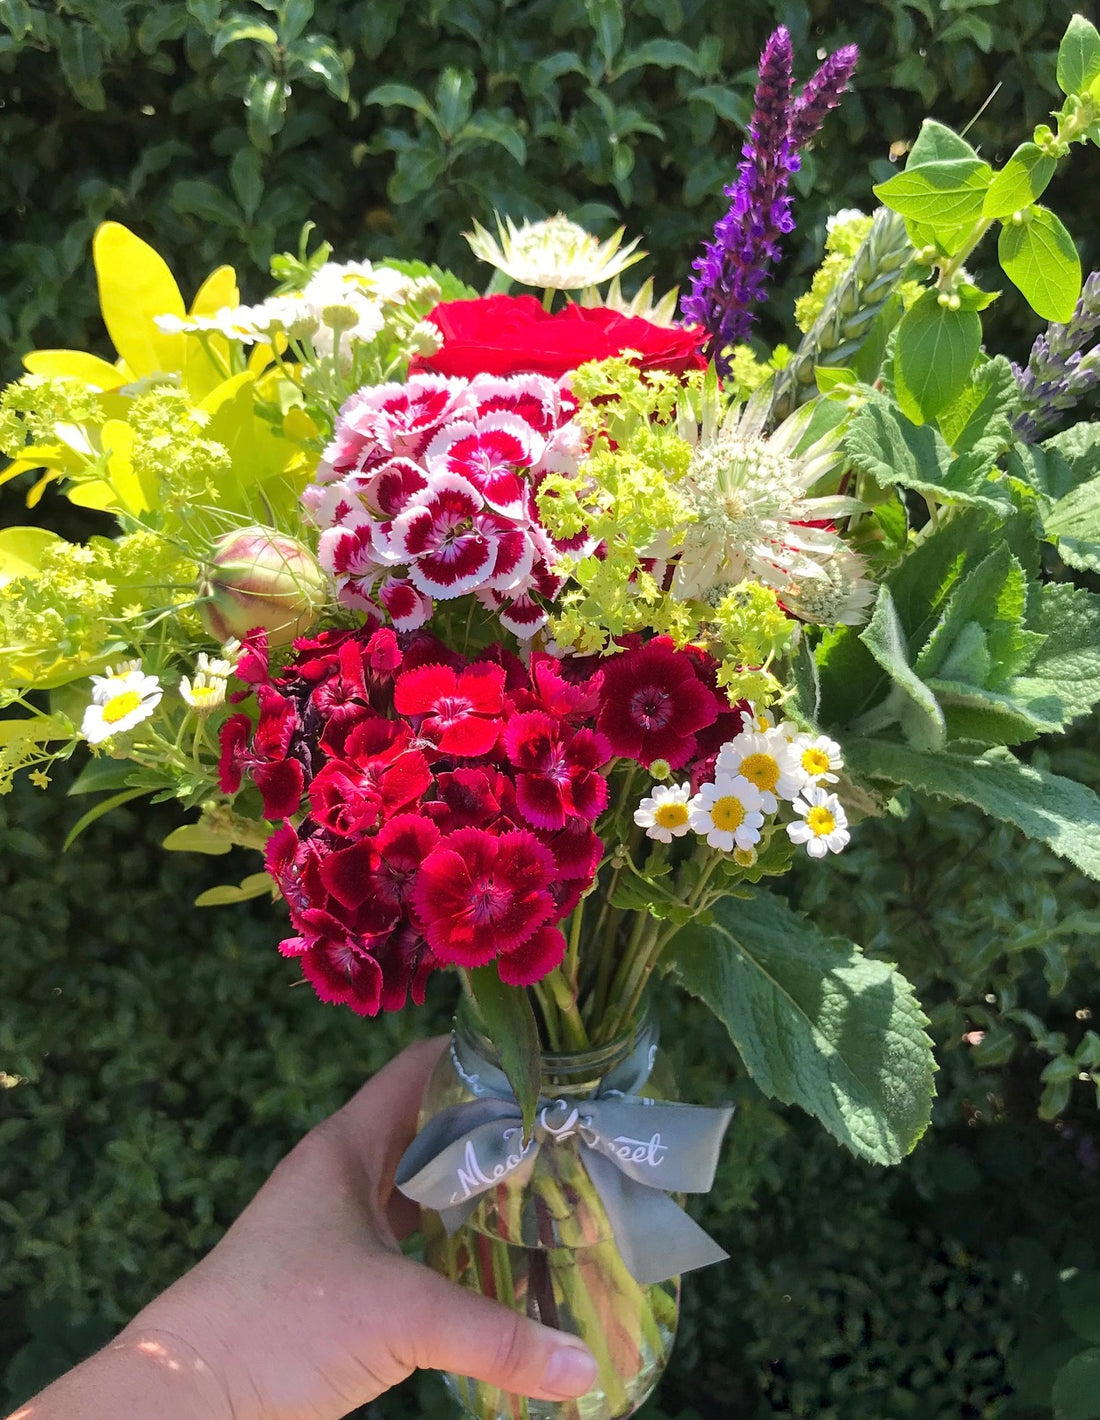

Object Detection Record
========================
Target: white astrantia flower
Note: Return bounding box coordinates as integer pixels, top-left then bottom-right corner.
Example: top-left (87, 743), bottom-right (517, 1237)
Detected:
top-left (790, 733), bottom-right (844, 789)
top-left (689, 774), bottom-right (766, 853)
top-left (634, 782), bottom-right (694, 843)
top-left (82, 671), bottom-right (162, 745)
top-left (466, 212), bottom-right (646, 291)
top-left (715, 728), bottom-right (802, 815)
top-left (787, 787), bottom-right (850, 858)
top-left (652, 382), bottom-right (875, 627)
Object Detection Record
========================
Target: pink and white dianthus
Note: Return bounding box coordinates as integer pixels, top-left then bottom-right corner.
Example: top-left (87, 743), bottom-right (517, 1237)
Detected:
top-left (304, 372), bottom-right (589, 638)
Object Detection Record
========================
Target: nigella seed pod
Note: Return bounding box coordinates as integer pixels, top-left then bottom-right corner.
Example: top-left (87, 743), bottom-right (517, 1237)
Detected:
top-left (198, 528), bottom-right (328, 647)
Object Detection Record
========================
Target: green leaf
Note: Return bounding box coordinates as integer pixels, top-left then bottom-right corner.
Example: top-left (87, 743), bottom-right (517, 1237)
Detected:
top-left (58, 21), bottom-right (106, 110)
top-left (667, 893), bottom-right (935, 1164)
top-left (1061, 1274), bottom-right (1100, 1346)
top-left (998, 207), bottom-right (1081, 322)
top-left (467, 966), bottom-right (541, 1139)
top-left (1056, 14), bottom-right (1100, 97)
top-left (982, 143), bottom-right (1056, 219)
top-left (612, 38), bottom-right (702, 78)
top-left (845, 388), bottom-right (1003, 507)
top-left (161, 824), bottom-right (233, 855)
top-left (585, 0), bottom-right (624, 68)
top-left (194, 873), bottom-right (272, 908)
top-left (366, 82), bottom-right (438, 123)
top-left (244, 72), bottom-right (288, 145)
top-left (1052, 1347), bottom-right (1100, 1420)
top-left (67, 758), bottom-right (140, 796)
top-left (1045, 476), bottom-right (1100, 572)
top-left (857, 586), bottom-right (946, 749)
top-left (1045, 423), bottom-right (1100, 489)
top-left (458, 112), bottom-right (526, 165)
top-left (846, 741), bottom-right (1100, 881)
top-left (434, 67), bottom-right (475, 137)
top-left (935, 355), bottom-right (1017, 458)
top-left (907, 118), bottom-right (980, 166)
top-left (289, 35), bottom-right (349, 103)
top-left (211, 14), bottom-right (278, 54)
top-left (172, 178), bottom-right (240, 228)
top-left (894, 290), bottom-right (982, 424)
top-left (63, 789), bottom-right (149, 851)
top-left (915, 546), bottom-right (1040, 688)
top-left (873, 159), bottom-right (991, 248)
top-left (228, 146), bottom-right (263, 220)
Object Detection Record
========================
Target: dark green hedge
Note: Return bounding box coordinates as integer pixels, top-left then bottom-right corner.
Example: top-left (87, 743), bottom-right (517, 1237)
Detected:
top-left (0, 0), bottom-right (1089, 374)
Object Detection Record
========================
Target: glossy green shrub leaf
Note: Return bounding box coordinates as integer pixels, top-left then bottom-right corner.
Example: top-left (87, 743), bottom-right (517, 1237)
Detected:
top-left (998, 207), bottom-right (1081, 322)
top-left (894, 291), bottom-right (982, 425)
top-left (1056, 14), bottom-right (1100, 97)
top-left (290, 35), bottom-right (349, 103)
top-left (982, 143), bottom-right (1056, 219)
top-left (211, 15), bottom-right (278, 55)
top-left (668, 892), bottom-right (935, 1165)
top-left (1052, 1348), bottom-right (1100, 1420)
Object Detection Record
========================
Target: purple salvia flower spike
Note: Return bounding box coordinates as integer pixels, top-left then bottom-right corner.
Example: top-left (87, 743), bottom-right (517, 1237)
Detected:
top-left (1012, 271), bottom-right (1100, 441)
top-left (790, 44), bottom-right (859, 149)
top-left (682, 30), bottom-right (859, 378)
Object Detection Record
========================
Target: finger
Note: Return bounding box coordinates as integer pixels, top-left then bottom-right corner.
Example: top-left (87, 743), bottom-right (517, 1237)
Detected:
top-left (392, 1263), bottom-right (599, 1401)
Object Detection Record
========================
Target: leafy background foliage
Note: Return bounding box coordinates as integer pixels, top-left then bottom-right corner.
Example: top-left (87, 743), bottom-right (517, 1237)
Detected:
top-left (2, 0), bottom-right (1100, 1415)
top-left (0, 0), bottom-right (1092, 373)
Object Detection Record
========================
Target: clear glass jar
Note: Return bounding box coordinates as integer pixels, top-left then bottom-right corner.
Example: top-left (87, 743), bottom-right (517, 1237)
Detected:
top-left (417, 1001), bottom-right (680, 1420)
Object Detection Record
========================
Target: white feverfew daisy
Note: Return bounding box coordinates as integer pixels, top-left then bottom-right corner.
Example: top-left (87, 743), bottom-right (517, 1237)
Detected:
top-left (689, 774), bottom-right (765, 853)
top-left (634, 782), bottom-right (694, 843)
top-left (787, 787), bottom-right (850, 859)
top-left (715, 728), bottom-right (802, 814)
top-left (82, 671), bottom-right (162, 745)
top-left (180, 659), bottom-right (229, 714)
top-left (738, 703), bottom-right (800, 742)
top-left (791, 733), bottom-right (844, 789)
top-left (89, 661), bottom-right (144, 702)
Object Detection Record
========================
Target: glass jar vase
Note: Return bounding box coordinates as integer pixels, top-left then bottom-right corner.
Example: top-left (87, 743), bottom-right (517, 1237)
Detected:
top-left (415, 1001), bottom-right (680, 1420)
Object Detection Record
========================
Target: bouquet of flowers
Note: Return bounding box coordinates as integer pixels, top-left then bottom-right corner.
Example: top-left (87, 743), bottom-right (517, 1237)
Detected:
top-left (5, 16), bottom-right (1100, 1420)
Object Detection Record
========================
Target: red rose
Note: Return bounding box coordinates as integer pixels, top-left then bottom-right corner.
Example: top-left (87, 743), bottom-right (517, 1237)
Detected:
top-left (412, 294), bottom-right (708, 381)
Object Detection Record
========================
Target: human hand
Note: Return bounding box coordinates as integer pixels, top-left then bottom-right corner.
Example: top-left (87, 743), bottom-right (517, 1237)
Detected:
top-left (10, 1037), bottom-right (598, 1420)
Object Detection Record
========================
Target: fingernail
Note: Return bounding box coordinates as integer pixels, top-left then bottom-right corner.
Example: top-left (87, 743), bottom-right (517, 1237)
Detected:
top-left (542, 1342), bottom-right (599, 1397)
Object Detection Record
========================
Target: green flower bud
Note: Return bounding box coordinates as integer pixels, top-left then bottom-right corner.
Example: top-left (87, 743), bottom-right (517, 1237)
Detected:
top-left (198, 528), bottom-right (327, 648)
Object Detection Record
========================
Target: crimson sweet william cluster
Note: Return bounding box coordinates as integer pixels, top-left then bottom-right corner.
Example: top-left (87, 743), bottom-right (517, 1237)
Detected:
top-left (218, 624), bottom-right (739, 1015)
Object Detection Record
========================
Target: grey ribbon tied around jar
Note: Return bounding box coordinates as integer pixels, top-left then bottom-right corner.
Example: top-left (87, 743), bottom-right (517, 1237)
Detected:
top-left (394, 1027), bottom-right (734, 1285)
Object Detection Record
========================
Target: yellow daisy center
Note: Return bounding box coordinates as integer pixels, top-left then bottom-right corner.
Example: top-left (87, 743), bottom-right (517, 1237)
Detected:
top-left (654, 802), bottom-right (689, 830)
top-left (190, 685), bottom-right (220, 704)
top-left (102, 690), bottom-right (142, 724)
top-left (738, 753), bottom-right (779, 792)
top-left (711, 796), bottom-right (746, 831)
top-left (801, 747), bottom-right (831, 776)
top-left (805, 806), bottom-right (837, 836)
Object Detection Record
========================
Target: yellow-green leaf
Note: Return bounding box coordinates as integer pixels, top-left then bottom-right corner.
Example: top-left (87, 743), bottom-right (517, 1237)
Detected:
top-left (93, 221), bottom-right (185, 377)
top-left (0, 713), bottom-right (72, 747)
top-left (66, 480), bottom-right (119, 512)
top-left (23, 349), bottom-right (127, 390)
top-left (0, 527), bottom-right (62, 584)
top-left (981, 143), bottom-right (1056, 220)
top-left (161, 824), bottom-right (234, 855)
top-left (101, 419), bottom-right (158, 515)
top-left (194, 873), bottom-right (272, 908)
top-left (190, 264), bottom-right (239, 315)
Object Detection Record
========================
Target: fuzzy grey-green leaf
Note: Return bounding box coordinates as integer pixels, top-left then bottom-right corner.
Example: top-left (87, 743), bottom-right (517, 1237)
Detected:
top-left (667, 893), bottom-right (935, 1165)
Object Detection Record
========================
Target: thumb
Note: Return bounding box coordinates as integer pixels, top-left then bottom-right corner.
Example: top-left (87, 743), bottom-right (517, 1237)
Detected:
top-left (394, 1264), bottom-right (599, 1401)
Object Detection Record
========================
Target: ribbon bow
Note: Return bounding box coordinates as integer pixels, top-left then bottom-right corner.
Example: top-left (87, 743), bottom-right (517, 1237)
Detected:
top-left (395, 1026), bottom-right (733, 1285)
